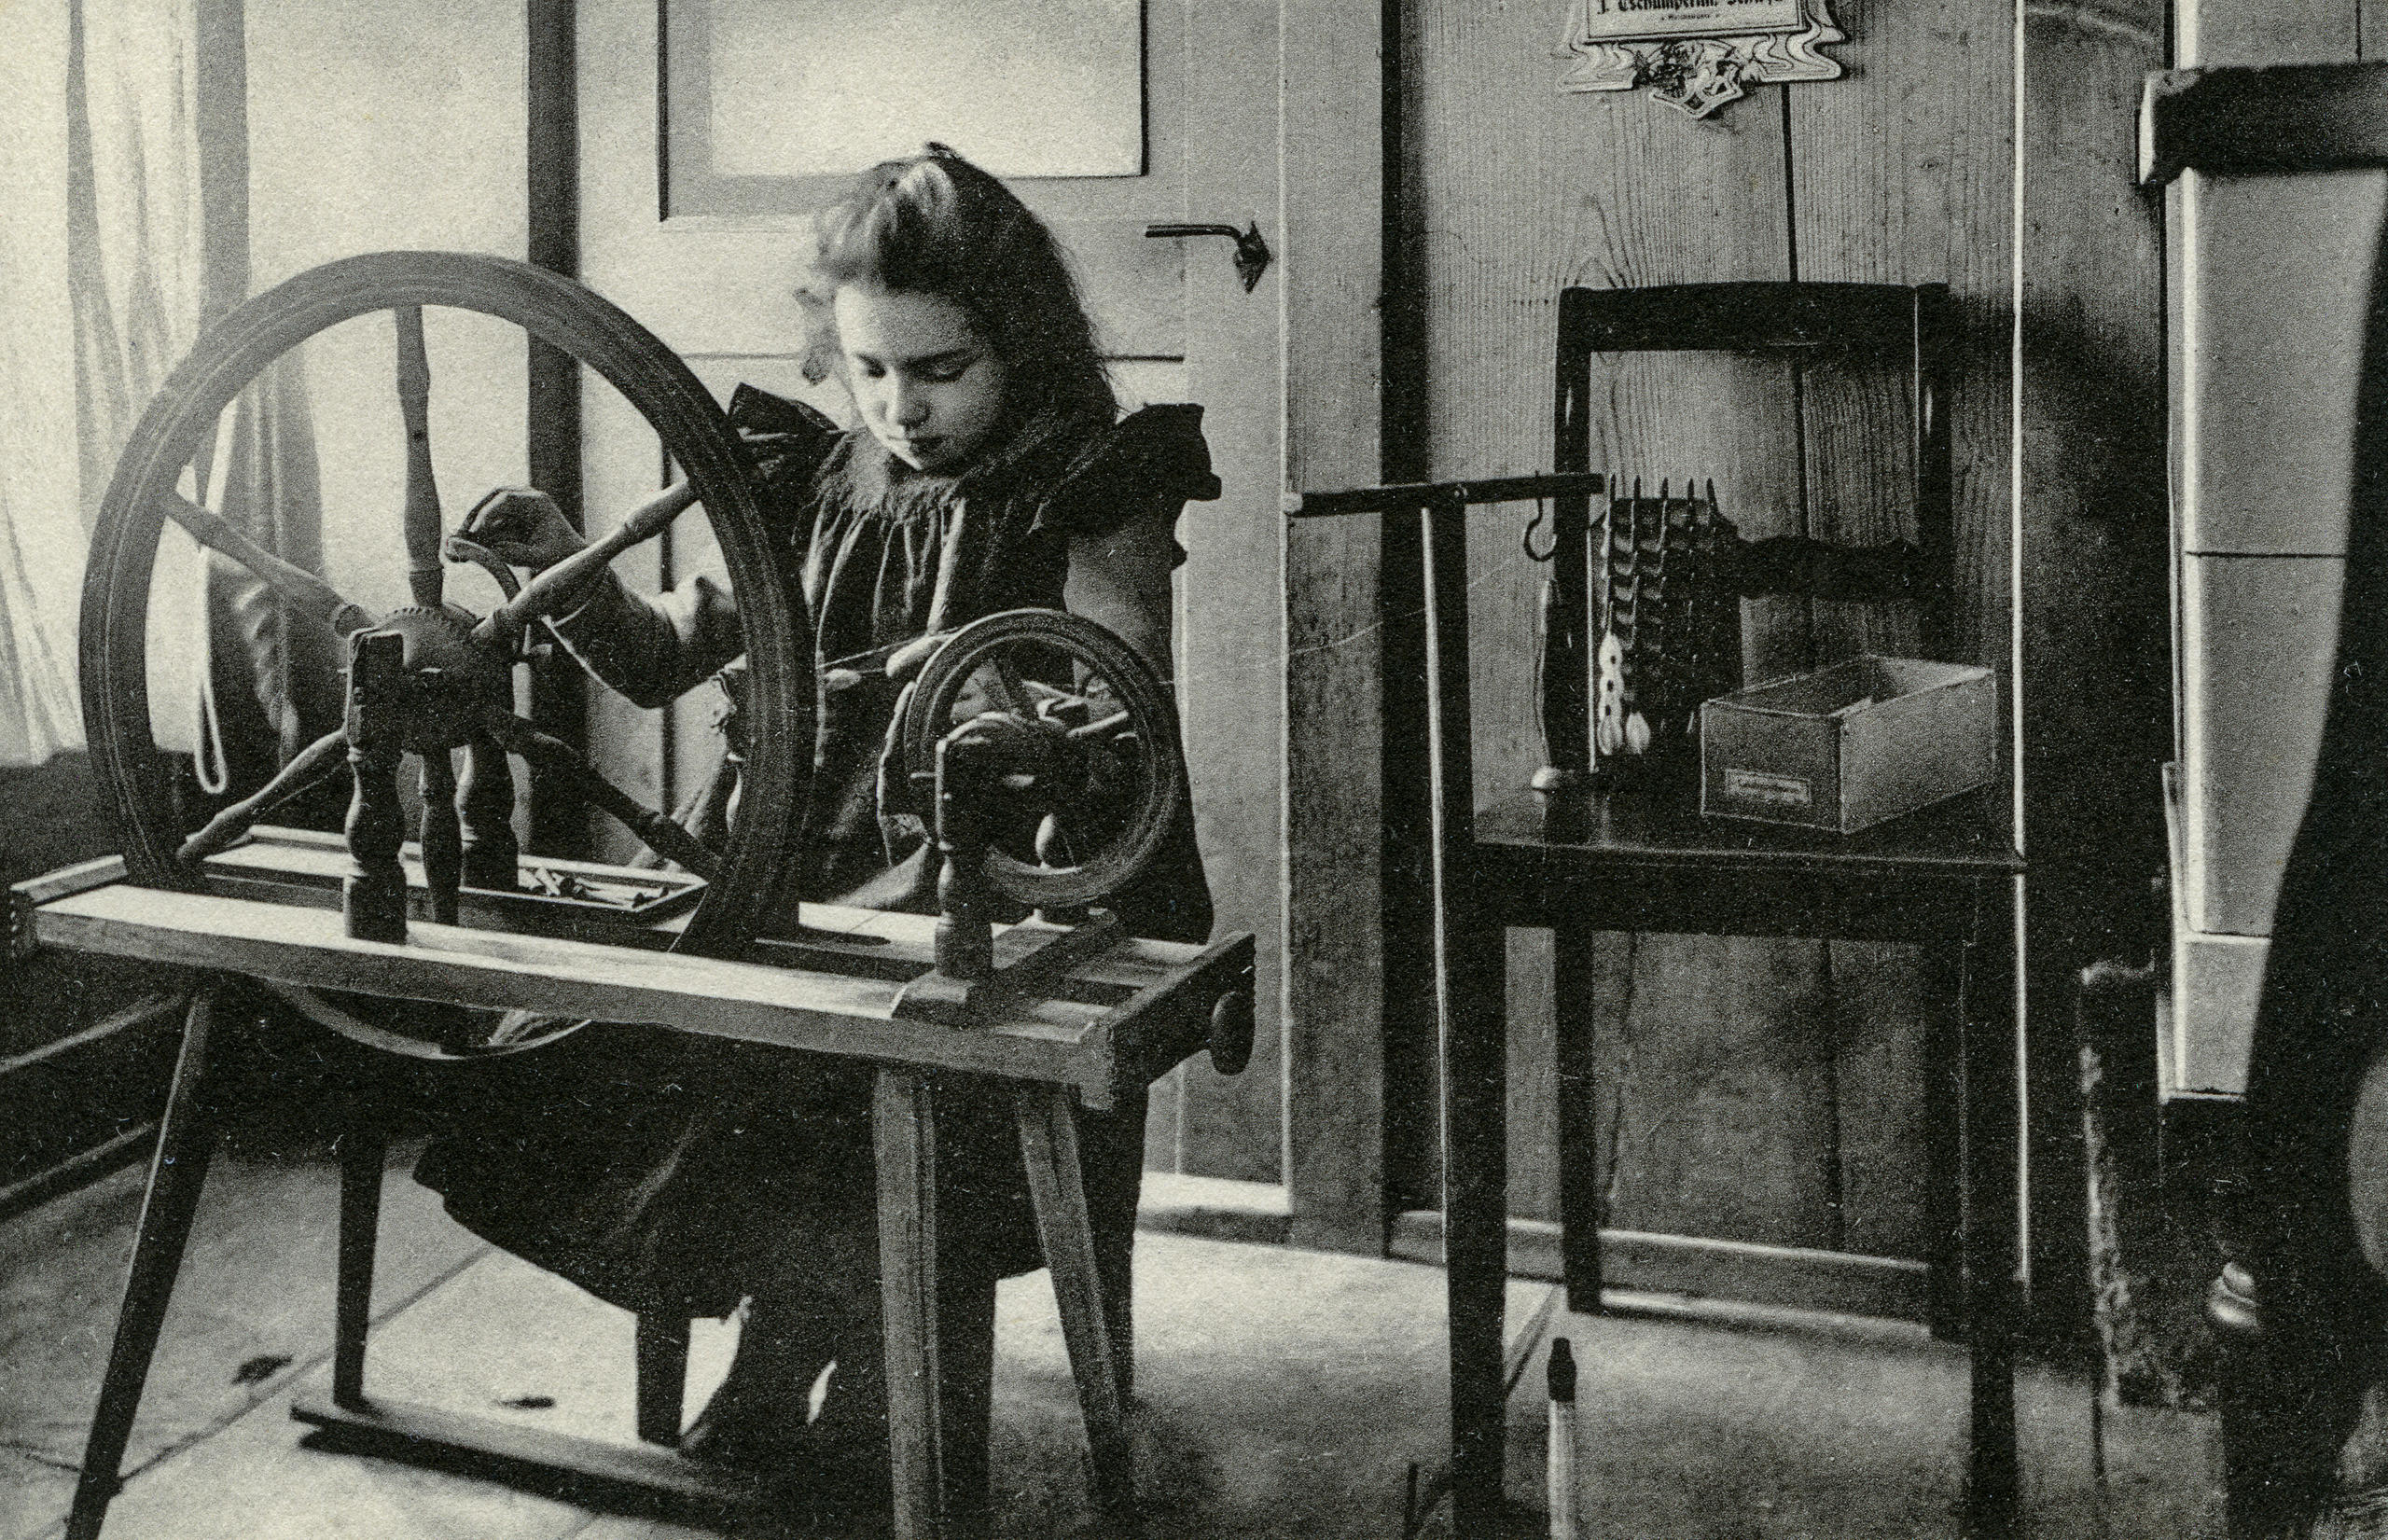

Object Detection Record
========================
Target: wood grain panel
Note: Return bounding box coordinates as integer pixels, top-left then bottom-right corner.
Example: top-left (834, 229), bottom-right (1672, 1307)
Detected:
top-left (1283, 0), bottom-right (1389, 1252)
top-left (2185, 0), bottom-right (2356, 64)
top-left (1402, 0), bottom-right (1850, 1247)
top-left (1787, 0), bottom-right (2014, 1267)
top-left (2020, 0), bottom-right (2169, 1334)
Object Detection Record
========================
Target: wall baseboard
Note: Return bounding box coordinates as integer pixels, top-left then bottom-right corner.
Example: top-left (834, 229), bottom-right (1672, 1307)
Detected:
top-left (1388, 1209), bottom-right (1932, 1325)
top-left (1134, 1182), bottom-right (1930, 1325)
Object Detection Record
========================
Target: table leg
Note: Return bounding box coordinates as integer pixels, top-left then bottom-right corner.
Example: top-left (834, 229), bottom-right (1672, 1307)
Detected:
top-left (1554, 919), bottom-right (1604, 1314)
top-left (333, 1120), bottom-right (386, 1409)
top-left (1018, 1086), bottom-right (1139, 1535)
top-left (1962, 880), bottom-right (2021, 1539)
top-left (1921, 940), bottom-right (1966, 1341)
top-left (1444, 916), bottom-right (1511, 1538)
top-left (877, 1068), bottom-right (951, 1540)
top-left (65, 988), bottom-right (221, 1540)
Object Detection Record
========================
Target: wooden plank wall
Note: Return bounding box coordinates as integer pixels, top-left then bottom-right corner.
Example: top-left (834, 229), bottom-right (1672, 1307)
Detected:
top-left (1395, 0), bottom-right (2013, 1263)
top-left (2017, 0), bottom-right (2169, 1342)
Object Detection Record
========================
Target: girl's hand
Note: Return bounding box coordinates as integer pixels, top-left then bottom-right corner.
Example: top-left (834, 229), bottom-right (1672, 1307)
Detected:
top-left (462, 487), bottom-right (588, 571)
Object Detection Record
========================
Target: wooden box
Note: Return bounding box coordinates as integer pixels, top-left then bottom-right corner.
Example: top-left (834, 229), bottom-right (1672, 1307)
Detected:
top-left (1699, 656), bottom-right (1996, 833)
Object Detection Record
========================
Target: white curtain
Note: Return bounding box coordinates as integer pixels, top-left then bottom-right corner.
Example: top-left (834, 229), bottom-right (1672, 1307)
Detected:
top-left (0, 0), bottom-right (207, 767)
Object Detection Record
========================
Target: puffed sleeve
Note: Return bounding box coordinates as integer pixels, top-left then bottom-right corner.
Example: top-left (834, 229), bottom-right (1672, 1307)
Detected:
top-left (725, 383), bottom-right (842, 530)
top-left (1026, 403), bottom-right (1222, 564)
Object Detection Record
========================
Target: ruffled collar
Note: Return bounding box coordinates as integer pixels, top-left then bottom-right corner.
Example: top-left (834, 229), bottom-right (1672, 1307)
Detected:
top-left (822, 402), bottom-right (1109, 517)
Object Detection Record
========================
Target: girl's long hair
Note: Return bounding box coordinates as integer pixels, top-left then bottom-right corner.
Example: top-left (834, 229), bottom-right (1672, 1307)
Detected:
top-left (800, 144), bottom-right (1116, 431)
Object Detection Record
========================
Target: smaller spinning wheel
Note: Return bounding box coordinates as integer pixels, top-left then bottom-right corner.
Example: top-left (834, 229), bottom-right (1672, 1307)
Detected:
top-left (896, 609), bottom-right (1187, 920)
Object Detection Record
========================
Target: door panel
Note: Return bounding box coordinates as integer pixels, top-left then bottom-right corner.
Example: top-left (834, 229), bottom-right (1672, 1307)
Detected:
top-left (580, 0), bottom-right (1284, 1185)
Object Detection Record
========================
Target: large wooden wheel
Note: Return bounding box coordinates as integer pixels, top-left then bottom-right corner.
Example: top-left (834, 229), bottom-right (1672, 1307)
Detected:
top-left (80, 251), bottom-right (813, 1056)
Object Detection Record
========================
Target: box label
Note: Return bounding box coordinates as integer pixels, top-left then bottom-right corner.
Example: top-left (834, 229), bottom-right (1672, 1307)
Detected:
top-left (1723, 768), bottom-right (1813, 808)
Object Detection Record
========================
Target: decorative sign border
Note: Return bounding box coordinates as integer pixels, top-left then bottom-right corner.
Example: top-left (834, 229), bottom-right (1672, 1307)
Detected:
top-left (1558, 0), bottom-right (1845, 119)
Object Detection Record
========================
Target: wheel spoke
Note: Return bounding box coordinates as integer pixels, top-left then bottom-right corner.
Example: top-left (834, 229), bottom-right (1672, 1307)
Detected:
top-left (162, 491), bottom-right (378, 637)
top-left (175, 726), bottom-right (352, 863)
top-left (983, 653), bottom-right (1034, 718)
top-left (471, 703), bottom-right (721, 880)
top-left (395, 306), bottom-right (444, 609)
top-left (1034, 811), bottom-right (1084, 870)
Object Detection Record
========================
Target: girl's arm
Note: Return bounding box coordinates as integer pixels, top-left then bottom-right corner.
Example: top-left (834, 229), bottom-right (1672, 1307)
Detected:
top-left (1062, 510), bottom-right (1179, 681)
top-left (546, 571), bottom-right (744, 708)
top-left (466, 486), bottom-right (744, 707)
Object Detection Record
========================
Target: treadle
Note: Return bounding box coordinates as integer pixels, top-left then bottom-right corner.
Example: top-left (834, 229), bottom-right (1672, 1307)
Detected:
top-left (290, 1394), bottom-right (771, 1524)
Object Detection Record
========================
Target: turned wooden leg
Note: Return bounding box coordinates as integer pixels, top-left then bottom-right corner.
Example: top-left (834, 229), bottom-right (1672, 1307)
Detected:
top-left (417, 748), bottom-right (463, 925)
top-left (64, 988), bottom-right (222, 1540)
top-left (2207, 1262), bottom-right (2360, 1540)
top-left (456, 735), bottom-right (520, 891)
top-left (1018, 1085), bottom-right (1137, 1536)
top-left (342, 630), bottom-right (408, 945)
top-left (333, 1123), bottom-right (386, 1409)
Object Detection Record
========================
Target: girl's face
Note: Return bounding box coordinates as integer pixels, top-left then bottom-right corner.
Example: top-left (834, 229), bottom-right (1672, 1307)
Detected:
top-left (834, 283), bottom-right (1008, 474)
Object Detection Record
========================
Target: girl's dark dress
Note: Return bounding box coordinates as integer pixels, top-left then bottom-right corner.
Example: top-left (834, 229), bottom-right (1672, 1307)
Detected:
top-left (416, 384), bottom-right (1219, 1318)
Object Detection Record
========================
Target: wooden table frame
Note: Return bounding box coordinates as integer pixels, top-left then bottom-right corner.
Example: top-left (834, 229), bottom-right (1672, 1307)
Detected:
top-left (16, 841), bottom-right (1252, 1540)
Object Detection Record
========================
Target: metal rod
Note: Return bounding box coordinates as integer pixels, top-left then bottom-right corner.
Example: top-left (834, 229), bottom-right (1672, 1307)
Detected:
top-left (1284, 471), bottom-right (1608, 519)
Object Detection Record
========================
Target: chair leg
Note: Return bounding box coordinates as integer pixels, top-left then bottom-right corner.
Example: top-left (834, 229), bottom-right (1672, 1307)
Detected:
top-left (632, 1314), bottom-right (691, 1446)
top-left (1553, 918), bottom-right (1605, 1314)
top-left (1960, 883), bottom-right (2020, 1540)
top-left (64, 988), bottom-right (223, 1540)
top-left (1084, 1089), bottom-right (1143, 1405)
top-left (1923, 940), bottom-right (1965, 1341)
top-left (333, 1123), bottom-right (386, 1409)
top-left (1017, 1085), bottom-right (1138, 1538)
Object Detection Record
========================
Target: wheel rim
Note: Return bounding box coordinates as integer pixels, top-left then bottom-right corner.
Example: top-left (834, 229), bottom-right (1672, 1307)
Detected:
top-left (81, 251), bottom-right (813, 1051)
top-left (897, 609), bottom-right (1184, 912)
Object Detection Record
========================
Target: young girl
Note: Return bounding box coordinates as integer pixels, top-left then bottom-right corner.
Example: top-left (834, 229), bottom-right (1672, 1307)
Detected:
top-left (414, 145), bottom-right (1217, 1493)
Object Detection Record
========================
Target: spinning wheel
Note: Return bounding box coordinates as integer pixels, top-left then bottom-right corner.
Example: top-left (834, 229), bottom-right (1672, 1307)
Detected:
top-left (77, 250), bottom-right (812, 1055)
top-left (33, 250), bottom-right (1253, 1540)
top-left (897, 607), bottom-right (1186, 915)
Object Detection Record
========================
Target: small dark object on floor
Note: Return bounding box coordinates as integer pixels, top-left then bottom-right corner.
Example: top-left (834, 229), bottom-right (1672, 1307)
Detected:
top-left (495, 1394), bottom-right (557, 1410)
top-left (230, 1354), bottom-right (290, 1386)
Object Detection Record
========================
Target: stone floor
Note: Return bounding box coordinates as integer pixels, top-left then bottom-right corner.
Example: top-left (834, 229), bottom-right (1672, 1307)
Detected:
top-left (0, 1145), bottom-right (2222, 1539)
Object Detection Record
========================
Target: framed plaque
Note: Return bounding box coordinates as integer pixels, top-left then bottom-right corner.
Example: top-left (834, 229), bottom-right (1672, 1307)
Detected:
top-left (1558, 0), bottom-right (1844, 118)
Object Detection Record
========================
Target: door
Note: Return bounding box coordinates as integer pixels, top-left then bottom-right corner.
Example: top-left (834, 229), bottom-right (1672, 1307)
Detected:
top-left (576, 0), bottom-right (1285, 1186)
